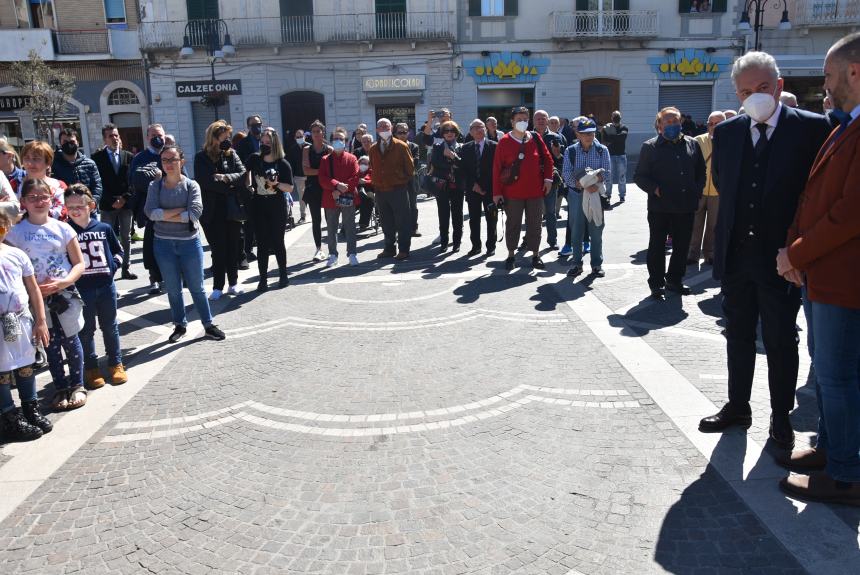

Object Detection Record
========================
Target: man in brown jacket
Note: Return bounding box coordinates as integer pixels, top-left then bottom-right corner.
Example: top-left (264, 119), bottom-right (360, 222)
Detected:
top-left (777, 31), bottom-right (860, 506)
top-left (369, 118), bottom-right (415, 260)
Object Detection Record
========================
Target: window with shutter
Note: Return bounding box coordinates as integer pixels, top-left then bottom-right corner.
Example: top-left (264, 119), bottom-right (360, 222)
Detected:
top-left (469, 0), bottom-right (481, 16)
top-left (104, 0), bottom-right (126, 23)
top-left (503, 0), bottom-right (518, 15)
top-left (186, 0), bottom-right (218, 21)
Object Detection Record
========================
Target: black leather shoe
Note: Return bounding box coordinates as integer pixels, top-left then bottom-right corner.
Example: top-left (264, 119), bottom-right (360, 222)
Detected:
top-left (467, 247), bottom-right (481, 256)
top-left (769, 413), bottom-right (796, 450)
top-left (377, 250), bottom-right (396, 259)
top-left (699, 403), bottom-right (752, 432)
top-left (649, 288), bottom-right (665, 300)
top-left (452, 243), bottom-right (460, 253)
top-left (532, 256), bottom-right (545, 269)
top-left (121, 270), bottom-right (138, 280)
top-left (504, 257), bottom-right (515, 270)
top-left (439, 242), bottom-right (448, 252)
top-left (485, 248), bottom-right (495, 257)
top-left (665, 282), bottom-right (691, 295)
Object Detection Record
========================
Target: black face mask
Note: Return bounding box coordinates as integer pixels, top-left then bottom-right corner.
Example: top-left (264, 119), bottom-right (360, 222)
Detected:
top-left (61, 141), bottom-right (78, 156)
top-left (260, 144), bottom-right (272, 157)
top-left (219, 140), bottom-right (232, 151)
top-left (250, 124), bottom-right (263, 137)
top-left (150, 136), bottom-right (164, 150)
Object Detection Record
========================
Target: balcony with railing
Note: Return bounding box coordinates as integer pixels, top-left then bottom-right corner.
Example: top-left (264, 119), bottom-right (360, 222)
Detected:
top-left (140, 12), bottom-right (454, 51)
top-left (793, 0), bottom-right (859, 26)
top-left (53, 30), bottom-right (110, 55)
top-left (550, 10), bottom-right (659, 39)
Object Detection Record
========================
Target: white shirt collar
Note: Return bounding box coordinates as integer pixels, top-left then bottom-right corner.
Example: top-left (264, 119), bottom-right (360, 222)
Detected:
top-left (750, 102), bottom-right (782, 133)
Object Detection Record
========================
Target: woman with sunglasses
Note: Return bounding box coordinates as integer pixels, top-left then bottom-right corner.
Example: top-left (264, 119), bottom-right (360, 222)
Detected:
top-left (429, 120), bottom-right (465, 252)
top-left (244, 128), bottom-right (293, 291)
top-left (194, 121), bottom-right (247, 301)
top-left (301, 120), bottom-right (332, 262)
top-left (145, 146), bottom-right (225, 343)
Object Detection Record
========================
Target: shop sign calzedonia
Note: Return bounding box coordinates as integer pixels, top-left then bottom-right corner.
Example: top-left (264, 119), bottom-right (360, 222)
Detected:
top-left (362, 75), bottom-right (426, 92)
top-left (175, 80), bottom-right (243, 97)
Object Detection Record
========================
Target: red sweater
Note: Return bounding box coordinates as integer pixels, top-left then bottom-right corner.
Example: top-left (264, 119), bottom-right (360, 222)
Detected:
top-left (492, 132), bottom-right (553, 200)
top-left (319, 151), bottom-right (360, 209)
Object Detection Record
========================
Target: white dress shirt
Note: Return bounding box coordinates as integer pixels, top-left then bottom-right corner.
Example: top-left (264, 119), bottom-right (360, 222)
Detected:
top-left (750, 102), bottom-right (782, 147)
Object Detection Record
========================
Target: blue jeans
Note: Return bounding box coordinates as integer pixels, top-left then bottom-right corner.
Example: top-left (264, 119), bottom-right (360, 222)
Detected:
top-left (153, 235), bottom-right (213, 327)
top-left (0, 367), bottom-right (37, 413)
top-left (567, 191), bottom-right (604, 268)
top-left (79, 284), bottom-right (122, 368)
top-left (800, 287), bottom-right (825, 448)
top-left (543, 188), bottom-right (558, 247)
top-left (607, 155), bottom-right (627, 200)
top-left (811, 301), bottom-right (860, 482)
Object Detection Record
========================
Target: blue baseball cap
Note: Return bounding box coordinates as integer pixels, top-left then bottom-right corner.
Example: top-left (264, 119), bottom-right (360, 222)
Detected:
top-left (576, 119), bottom-right (597, 133)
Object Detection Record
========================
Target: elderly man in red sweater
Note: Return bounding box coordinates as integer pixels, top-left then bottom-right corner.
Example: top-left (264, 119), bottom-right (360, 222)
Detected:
top-left (492, 106), bottom-right (554, 270)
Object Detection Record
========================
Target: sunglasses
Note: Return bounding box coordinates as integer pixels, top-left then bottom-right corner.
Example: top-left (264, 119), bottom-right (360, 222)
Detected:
top-left (64, 188), bottom-right (90, 197)
top-left (442, 129), bottom-right (457, 134)
top-left (395, 131), bottom-right (408, 135)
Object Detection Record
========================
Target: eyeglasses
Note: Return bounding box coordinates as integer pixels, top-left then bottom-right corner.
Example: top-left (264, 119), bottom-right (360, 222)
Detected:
top-left (441, 129), bottom-right (456, 134)
top-left (23, 195), bottom-right (51, 203)
top-left (66, 204), bottom-right (88, 212)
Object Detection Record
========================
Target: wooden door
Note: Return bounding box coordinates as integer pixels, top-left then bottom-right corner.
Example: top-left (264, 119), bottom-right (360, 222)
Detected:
top-left (580, 78), bottom-right (619, 126)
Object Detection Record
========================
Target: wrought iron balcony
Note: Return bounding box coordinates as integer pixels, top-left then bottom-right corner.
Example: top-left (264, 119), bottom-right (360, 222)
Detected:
top-left (52, 30), bottom-right (110, 55)
top-left (550, 10), bottom-right (659, 39)
top-left (792, 0), bottom-right (859, 27)
top-left (140, 12), bottom-right (454, 51)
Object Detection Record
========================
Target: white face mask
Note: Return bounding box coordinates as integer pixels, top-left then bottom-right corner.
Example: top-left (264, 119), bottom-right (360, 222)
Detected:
top-left (743, 88), bottom-right (778, 123)
top-left (359, 164), bottom-right (368, 172)
top-left (514, 121), bottom-right (529, 133)
top-left (379, 131), bottom-right (391, 140)
top-left (295, 138), bottom-right (305, 145)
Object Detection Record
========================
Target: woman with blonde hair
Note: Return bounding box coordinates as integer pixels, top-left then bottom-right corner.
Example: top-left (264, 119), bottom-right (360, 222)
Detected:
top-left (194, 120), bottom-right (247, 301)
top-left (244, 127), bottom-right (293, 291)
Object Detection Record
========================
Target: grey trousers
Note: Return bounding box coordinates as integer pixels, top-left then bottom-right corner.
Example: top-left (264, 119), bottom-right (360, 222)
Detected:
top-left (375, 187), bottom-right (412, 253)
top-left (101, 208), bottom-right (133, 272)
top-left (325, 206), bottom-right (356, 257)
top-left (689, 195), bottom-right (719, 260)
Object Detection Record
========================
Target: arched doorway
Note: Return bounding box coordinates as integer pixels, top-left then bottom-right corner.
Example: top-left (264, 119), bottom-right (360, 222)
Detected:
top-left (100, 82), bottom-right (148, 154)
top-left (280, 91), bottom-right (325, 139)
top-left (580, 78), bottom-right (619, 126)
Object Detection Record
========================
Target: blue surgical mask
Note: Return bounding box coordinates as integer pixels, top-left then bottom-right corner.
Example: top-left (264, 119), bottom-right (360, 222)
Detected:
top-left (662, 124), bottom-right (682, 141)
top-left (332, 140), bottom-right (346, 151)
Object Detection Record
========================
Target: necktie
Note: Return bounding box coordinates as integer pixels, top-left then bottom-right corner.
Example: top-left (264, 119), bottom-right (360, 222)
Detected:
top-left (113, 150), bottom-right (120, 173)
top-left (476, 143), bottom-right (482, 179)
top-left (754, 123), bottom-right (769, 157)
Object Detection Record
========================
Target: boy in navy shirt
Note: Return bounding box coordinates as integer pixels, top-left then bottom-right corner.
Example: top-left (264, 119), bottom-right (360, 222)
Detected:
top-left (64, 184), bottom-right (128, 388)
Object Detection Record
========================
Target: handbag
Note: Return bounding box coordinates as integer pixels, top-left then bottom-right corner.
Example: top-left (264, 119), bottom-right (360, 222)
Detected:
top-left (500, 136), bottom-right (528, 184)
top-left (226, 193), bottom-right (247, 222)
top-left (329, 155), bottom-right (355, 207)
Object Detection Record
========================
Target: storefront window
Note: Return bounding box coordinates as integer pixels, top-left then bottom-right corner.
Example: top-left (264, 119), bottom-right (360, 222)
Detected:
top-left (782, 77), bottom-right (826, 113)
top-left (0, 120), bottom-right (24, 151)
top-left (42, 118), bottom-right (81, 146)
top-left (375, 105), bottom-right (415, 138)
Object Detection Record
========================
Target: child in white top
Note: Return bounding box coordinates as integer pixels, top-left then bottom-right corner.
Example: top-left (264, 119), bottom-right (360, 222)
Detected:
top-left (0, 204), bottom-right (51, 441)
top-left (6, 179), bottom-right (85, 412)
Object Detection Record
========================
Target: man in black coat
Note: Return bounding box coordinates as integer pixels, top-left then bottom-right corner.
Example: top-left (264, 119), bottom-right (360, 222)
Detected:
top-left (698, 51), bottom-right (832, 450)
top-left (460, 119), bottom-right (498, 256)
top-left (633, 106), bottom-right (706, 299)
top-left (92, 123), bottom-right (136, 279)
top-left (236, 115), bottom-right (264, 266)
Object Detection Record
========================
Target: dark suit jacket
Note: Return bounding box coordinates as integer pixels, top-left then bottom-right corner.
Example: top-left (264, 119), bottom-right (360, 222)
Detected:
top-left (460, 138), bottom-right (496, 203)
top-left (711, 105), bottom-right (832, 280)
top-left (92, 147), bottom-right (133, 212)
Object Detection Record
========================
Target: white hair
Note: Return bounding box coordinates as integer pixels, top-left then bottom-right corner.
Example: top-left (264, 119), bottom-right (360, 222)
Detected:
top-left (779, 91), bottom-right (798, 107)
top-left (707, 111), bottom-right (726, 122)
top-left (731, 51), bottom-right (780, 86)
top-left (534, 109), bottom-right (549, 118)
top-left (469, 118), bottom-right (486, 129)
top-left (376, 118), bottom-right (392, 129)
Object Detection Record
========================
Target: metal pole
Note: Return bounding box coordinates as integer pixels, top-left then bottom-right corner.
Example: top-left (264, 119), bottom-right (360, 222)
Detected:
top-left (211, 57), bottom-right (218, 120)
top-left (753, 1), bottom-right (762, 52)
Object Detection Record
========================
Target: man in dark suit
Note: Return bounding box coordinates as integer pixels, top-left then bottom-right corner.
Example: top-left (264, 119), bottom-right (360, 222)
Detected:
top-left (92, 123), bottom-right (136, 279)
top-left (699, 51), bottom-right (832, 450)
top-left (461, 119), bottom-right (498, 256)
top-left (236, 115), bottom-right (263, 267)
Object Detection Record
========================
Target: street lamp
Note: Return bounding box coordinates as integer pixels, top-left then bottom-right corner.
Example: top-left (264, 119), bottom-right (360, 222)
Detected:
top-left (179, 19), bottom-right (235, 119)
top-left (738, 0), bottom-right (792, 52)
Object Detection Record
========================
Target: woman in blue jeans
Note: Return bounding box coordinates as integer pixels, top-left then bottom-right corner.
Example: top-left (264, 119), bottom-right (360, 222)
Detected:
top-left (144, 146), bottom-right (225, 343)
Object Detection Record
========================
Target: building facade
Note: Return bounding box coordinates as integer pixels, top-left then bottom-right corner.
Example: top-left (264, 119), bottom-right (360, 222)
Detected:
top-left (0, 0), bottom-right (147, 154)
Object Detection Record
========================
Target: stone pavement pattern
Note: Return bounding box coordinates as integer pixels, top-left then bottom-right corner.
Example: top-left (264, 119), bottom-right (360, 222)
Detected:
top-left (0, 187), bottom-right (856, 574)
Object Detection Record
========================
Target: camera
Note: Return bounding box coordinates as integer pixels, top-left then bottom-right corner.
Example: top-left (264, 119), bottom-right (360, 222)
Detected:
top-left (265, 168), bottom-right (278, 183)
top-left (434, 110), bottom-right (445, 119)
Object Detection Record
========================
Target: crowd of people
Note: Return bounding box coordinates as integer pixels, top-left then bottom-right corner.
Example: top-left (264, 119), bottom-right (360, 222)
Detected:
top-left (0, 31), bottom-right (856, 508)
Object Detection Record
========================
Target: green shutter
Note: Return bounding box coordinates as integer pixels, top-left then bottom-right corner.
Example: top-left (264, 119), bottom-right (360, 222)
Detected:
top-left (614, 0), bottom-right (629, 9)
top-left (469, 0), bottom-right (481, 16)
top-left (576, 0), bottom-right (589, 10)
top-left (504, 0), bottom-right (518, 16)
top-left (186, 0), bottom-right (218, 20)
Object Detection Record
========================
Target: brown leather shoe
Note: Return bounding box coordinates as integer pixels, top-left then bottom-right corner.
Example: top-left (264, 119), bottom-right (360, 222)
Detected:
top-left (108, 364), bottom-right (128, 385)
top-left (394, 251), bottom-right (410, 261)
top-left (774, 447), bottom-right (827, 471)
top-left (84, 368), bottom-right (105, 390)
top-left (780, 472), bottom-right (860, 506)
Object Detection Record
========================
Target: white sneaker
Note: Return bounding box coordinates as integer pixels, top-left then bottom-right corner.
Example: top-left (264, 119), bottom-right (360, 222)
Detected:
top-left (312, 249), bottom-right (325, 262)
top-left (227, 285), bottom-right (244, 296)
top-left (326, 255), bottom-right (338, 268)
top-left (348, 254), bottom-right (359, 266)
top-left (209, 289), bottom-right (223, 301)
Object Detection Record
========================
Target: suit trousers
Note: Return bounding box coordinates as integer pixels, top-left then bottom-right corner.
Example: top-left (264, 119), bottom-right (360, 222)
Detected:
top-left (647, 211), bottom-right (694, 289)
top-left (101, 208), bottom-right (133, 272)
top-left (722, 245), bottom-right (801, 416)
top-left (467, 195), bottom-right (497, 251)
top-left (689, 195), bottom-right (719, 261)
top-left (375, 187), bottom-right (412, 253)
top-left (505, 197), bottom-right (544, 254)
top-left (435, 186), bottom-right (464, 246)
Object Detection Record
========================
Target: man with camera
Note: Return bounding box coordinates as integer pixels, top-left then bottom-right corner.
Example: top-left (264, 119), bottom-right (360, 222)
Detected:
top-left (461, 119), bottom-right (498, 256)
top-left (422, 108), bottom-right (458, 147)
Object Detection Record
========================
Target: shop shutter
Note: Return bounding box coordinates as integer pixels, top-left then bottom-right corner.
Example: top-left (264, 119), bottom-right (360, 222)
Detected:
top-left (468, 0), bottom-right (481, 16)
top-left (191, 102), bottom-right (218, 168)
top-left (658, 84), bottom-right (713, 126)
top-left (504, 0), bottom-right (518, 16)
